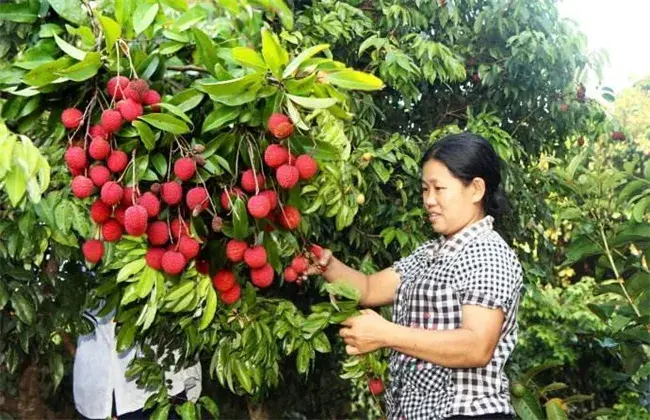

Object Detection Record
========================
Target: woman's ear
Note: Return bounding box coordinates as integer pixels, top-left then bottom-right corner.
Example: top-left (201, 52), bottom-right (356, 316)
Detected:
top-left (471, 177), bottom-right (486, 204)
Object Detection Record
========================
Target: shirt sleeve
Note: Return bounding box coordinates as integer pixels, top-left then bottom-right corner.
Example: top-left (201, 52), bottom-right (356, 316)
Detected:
top-left (455, 240), bottom-right (522, 312)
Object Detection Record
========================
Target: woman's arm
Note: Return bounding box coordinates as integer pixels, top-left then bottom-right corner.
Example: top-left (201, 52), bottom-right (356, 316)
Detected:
top-left (340, 305), bottom-right (505, 368)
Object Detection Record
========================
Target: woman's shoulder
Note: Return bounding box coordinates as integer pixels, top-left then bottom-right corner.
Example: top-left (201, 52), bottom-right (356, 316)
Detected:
top-left (460, 230), bottom-right (522, 269)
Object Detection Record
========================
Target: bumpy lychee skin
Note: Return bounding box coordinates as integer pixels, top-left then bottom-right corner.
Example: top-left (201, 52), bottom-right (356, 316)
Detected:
top-left (295, 155), bottom-right (318, 180)
top-left (102, 219), bottom-right (123, 242)
top-left (72, 176), bottom-right (94, 198)
top-left (220, 187), bottom-right (245, 210)
top-left (279, 206), bottom-right (301, 230)
top-left (147, 221), bottom-right (169, 246)
top-left (174, 157), bottom-right (196, 181)
top-left (143, 90), bottom-right (161, 111)
top-left (178, 236), bottom-right (200, 260)
top-left (89, 138), bottom-right (111, 160)
top-left (89, 124), bottom-right (108, 140)
top-left (61, 108), bottom-right (83, 129)
top-left (244, 245), bottom-right (267, 268)
top-left (127, 79), bottom-right (149, 101)
top-left (124, 205), bottom-right (148, 236)
top-left (90, 199), bottom-right (111, 224)
top-left (137, 192), bottom-right (160, 218)
top-left (114, 205), bottom-right (126, 226)
top-left (107, 150), bottom-right (128, 173)
top-left (251, 263), bottom-right (274, 288)
top-left (226, 239), bottom-right (248, 263)
top-left (65, 146), bottom-right (87, 170)
top-left (212, 269), bottom-right (236, 292)
top-left (121, 186), bottom-right (137, 207)
top-left (100, 181), bottom-right (123, 206)
top-left (291, 256), bottom-right (309, 274)
top-left (116, 98), bottom-right (143, 122)
top-left (247, 194), bottom-right (271, 219)
top-left (100, 109), bottom-right (123, 133)
top-left (264, 144), bottom-right (289, 168)
top-left (267, 113), bottom-right (294, 139)
top-left (284, 267), bottom-right (298, 282)
top-left (145, 247), bottom-right (165, 270)
top-left (259, 190), bottom-right (278, 210)
top-left (170, 219), bottom-right (189, 240)
top-left (241, 169), bottom-right (266, 193)
top-left (161, 181), bottom-right (183, 205)
top-left (106, 76), bottom-right (130, 100)
top-left (69, 166), bottom-right (84, 177)
top-left (276, 164), bottom-right (299, 189)
top-left (161, 250), bottom-right (186, 275)
top-left (220, 283), bottom-right (241, 305)
top-left (89, 165), bottom-right (111, 187)
top-left (82, 239), bottom-right (104, 263)
top-left (186, 187), bottom-right (208, 213)
top-left (368, 378), bottom-right (384, 396)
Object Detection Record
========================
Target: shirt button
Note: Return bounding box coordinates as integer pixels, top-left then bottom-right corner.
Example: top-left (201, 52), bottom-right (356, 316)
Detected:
top-left (417, 363), bottom-right (424, 370)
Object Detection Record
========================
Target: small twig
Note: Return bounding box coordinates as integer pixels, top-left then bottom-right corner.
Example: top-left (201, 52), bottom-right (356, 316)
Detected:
top-left (167, 65), bottom-right (211, 74)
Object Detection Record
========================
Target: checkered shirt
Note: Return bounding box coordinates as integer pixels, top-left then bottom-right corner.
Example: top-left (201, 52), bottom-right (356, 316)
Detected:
top-left (385, 216), bottom-right (524, 420)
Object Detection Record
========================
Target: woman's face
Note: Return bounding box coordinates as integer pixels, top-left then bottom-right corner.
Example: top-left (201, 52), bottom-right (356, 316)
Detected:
top-left (421, 159), bottom-right (486, 237)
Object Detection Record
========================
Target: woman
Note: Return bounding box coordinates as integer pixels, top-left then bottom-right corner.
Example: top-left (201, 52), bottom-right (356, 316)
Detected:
top-left (305, 133), bottom-right (524, 419)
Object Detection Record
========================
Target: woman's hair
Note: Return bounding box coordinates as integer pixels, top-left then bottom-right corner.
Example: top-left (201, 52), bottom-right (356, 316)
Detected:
top-left (421, 132), bottom-right (510, 219)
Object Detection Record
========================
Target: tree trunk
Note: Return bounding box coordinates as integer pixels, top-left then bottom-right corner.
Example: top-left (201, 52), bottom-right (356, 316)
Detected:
top-left (246, 399), bottom-right (269, 420)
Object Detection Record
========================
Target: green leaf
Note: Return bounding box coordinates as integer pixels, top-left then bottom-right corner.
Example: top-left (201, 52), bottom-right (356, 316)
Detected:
top-left (132, 120), bottom-right (156, 150)
top-left (202, 104), bottom-right (240, 133)
top-left (49, 353), bottom-right (65, 392)
top-left (23, 56), bottom-right (73, 87)
top-left (324, 283), bottom-right (361, 302)
top-left (47, 0), bottom-right (89, 25)
top-left (287, 94), bottom-right (337, 109)
top-left (54, 34), bottom-right (86, 60)
top-left (198, 287), bottom-right (217, 331)
top-left (0, 3), bottom-right (38, 23)
top-left (191, 28), bottom-right (218, 75)
top-left (117, 258), bottom-right (146, 282)
top-left (160, 0), bottom-right (188, 11)
top-left (231, 47), bottom-right (267, 71)
top-left (116, 322), bottom-right (137, 352)
top-left (545, 400), bottom-right (569, 420)
top-left (151, 153), bottom-right (168, 176)
top-left (323, 69), bottom-right (384, 91)
top-left (139, 113), bottom-right (189, 134)
top-left (57, 51), bottom-right (101, 81)
top-left (0, 280), bottom-right (9, 309)
top-left (261, 28), bottom-right (288, 78)
top-left (11, 292), bottom-right (35, 325)
top-left (198, 396), bottom-right (220, 419)
top-left (136, 266), bottom-right (156, 298)
top-left (632, 196), bottom-right (650, 223)
top-left (232, 198), bottom-right (249, 240)
top-left (157, 103), bottom-right (193, 126)
top-left (98, 15), bottom-right (121, 53)
top-left (196, 73), bottom-right (263, 98)
top-left (169, 88), bottom-right (204, 112)
top-left (133, 3), bottom-right (159, 36)
top-left (312, 331), bottom-right (331, 353)
top-left (513, 387), bottom-right (545, 420)
top-left (296, 342), bottom-right (311, 374)
top-left (121, 283), bottom-right (140, 305)
top-left (4, 167), bottom-right (27, 207)
top-left (283, 44), bottom-right (329, 79)
top-left (232, 359), bottom-right (253, 393)
top-left (150, 404), bottom-right (171, 420)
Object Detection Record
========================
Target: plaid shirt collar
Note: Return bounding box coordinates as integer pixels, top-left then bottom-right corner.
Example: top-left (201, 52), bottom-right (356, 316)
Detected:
top-left (423, 215), bottom-right (495, 260)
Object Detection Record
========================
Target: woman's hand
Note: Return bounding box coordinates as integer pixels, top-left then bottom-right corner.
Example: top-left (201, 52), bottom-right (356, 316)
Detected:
top-left (300, 245), bottom-right (333, 280)
top-left (339, 309), bottom-right (391, 355)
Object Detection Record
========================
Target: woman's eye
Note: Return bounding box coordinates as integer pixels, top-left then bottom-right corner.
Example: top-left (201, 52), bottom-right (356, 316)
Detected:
top-left (435, 187), bottom-right (445, 191)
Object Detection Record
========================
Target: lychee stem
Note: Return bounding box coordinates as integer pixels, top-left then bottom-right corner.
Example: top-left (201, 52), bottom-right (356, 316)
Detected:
top-left (194, 166), bottom-right (218, 215)
top-left (246, 139), bottom-right (260, 195)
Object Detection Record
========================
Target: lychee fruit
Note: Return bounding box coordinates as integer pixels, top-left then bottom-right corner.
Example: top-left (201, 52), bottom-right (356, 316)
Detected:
top-left (71, 175), bottom-right (94, 198)
top-left (612, 131), bottom-right (626, 141)
top-left (276, 164), bottom-right (299, 189)
top-left (211, 215), bottom-right (223, 232)
top-left (186, 187), bottom-right (208, 213)
top-left (259, 190), bottom-right (278, 210)
top-left (279, 206), bottom-right (300, 230)
top-left (267, 113), bottom-right (294, 139)
top-left (220, 283), bottom-right (241, 304)
top-left (291, 256), bottom-right (309, 274)
top-left (150, 183), bottom-right (161, 195)
top-left (143, 90), bottom-right (161, 111)
top-left (124, 79), bottom-right (149, 103)
top-left (82, 239), bottom-right (104, 263)
top-left (212, 269), bottom-right (236, 292)
top-left (295, 155), bottom-right (318, 180)
top-left (89, 138), bottom-right (111, 160)
top-left (368, 378), bottom-right (384, 395)
top-left (247, 194), bottom-right (271, 219)
top-left (100, 109), bottom-right (123, 134)
top-left (106, 76), bottom-right (130, 100)
top-left (196, 259), bottom-right (209, 275)
top-left (102, 219), bottom-right (123, 242)
top-left (116, 98), bottom-right (143, 122)
top-left (310, 244), bottom-right (324, 258)
top-left (244, 245), bottom-right (267, 268)
top-left (174, 157), bottom-right (196, 181)
top-left (69, 166), bottom-right (84, 176)
top-left (178, 236), bottom-right (200, 260)
top-left (61, 108), bottom-right (83, 129)
top-left (220, 187), bottom-right (245, 211)
top-left (241, 169), bottom-right (266, 193)
top-left (559, 103), bottom-right (569, 112)
top-left (121, 186), bottom-right (137, 207)
top-left (161, 250), bottom-right (186, 275)
top-left (264, 144), bottom-right (289, 168)
top-left (65, 146), bottom-right (87, 170)
top-left (170, 218), bottom-right (189, 240)
top-left (226, 239), bottom-right (247, 263)
top-left (90, 199), bottom-right (111, 224)
top-left (284, 267), bottom-right (298, 282)
top-left (124, 205), bottom-right (148, 236)
top-left (114, 205), bottom-right (126, 225)
top-left (89, 124), bottom-right (108, 140)
top-left (107, 150), bottom-right (128, 173)
top-left (161, 181), bottom-right (183, 205)
top-left (136, 192), bottom-right (160, 218)
top-left (251, 263), bottom-right (274, 288)
top-left (89, 165), bottom-right (111, 187)
top-left (147, 220), bottom-right (169, 246)
top-left (100, 181), bottom-right (123, 206)
top-left (145, 247), bottom-right (165, 270)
